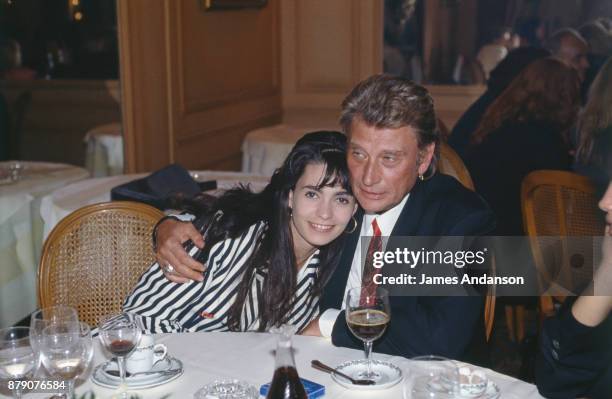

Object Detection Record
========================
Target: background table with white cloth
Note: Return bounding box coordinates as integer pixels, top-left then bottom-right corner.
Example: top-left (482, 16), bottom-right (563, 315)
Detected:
top-left (83, 122), bottom-right (124, 177)
top-left (0, 161), bottom-right (89, 327)
top-left (1, 332), bottom-right (543, 398)
top-left (40, 171), bottom-right (270, 241)
top-left (241, 124), bottom-right (339, 176)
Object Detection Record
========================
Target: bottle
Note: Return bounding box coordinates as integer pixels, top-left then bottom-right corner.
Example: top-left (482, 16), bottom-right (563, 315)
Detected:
top-left (266, 326), bottom-right (307, 399)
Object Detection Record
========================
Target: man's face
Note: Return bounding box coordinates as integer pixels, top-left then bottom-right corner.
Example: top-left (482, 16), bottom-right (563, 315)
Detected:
top-left (347, 118), bottom-right (435, 214)
top-left (558, 35), bottom-right (589, 81)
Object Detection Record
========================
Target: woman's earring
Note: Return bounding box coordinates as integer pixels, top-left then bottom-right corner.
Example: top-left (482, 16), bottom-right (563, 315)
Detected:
top-left (345, 216), bottom-right (358, 234)
top-left (418, 174), bottom-right (424, 181)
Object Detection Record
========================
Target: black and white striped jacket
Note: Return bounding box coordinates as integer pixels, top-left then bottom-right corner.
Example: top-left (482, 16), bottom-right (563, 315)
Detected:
top-left (123, 221), bottom-right (320, 333)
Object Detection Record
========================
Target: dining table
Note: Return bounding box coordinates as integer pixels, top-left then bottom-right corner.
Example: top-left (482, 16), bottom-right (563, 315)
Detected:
top-left (39, 171), bottom-right (270, 242)
top-left (83, 123), bottom-right (124, 177)
top-left (241, 124), bottom-right (338, 176)
top-left (0, 332), bottom-right (543, 398)
top-left (0, 161), bottom-right (89, 328)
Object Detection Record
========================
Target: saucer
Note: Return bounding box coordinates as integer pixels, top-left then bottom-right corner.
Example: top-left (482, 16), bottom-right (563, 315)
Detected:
top-left (332, 359), bottom-right (403, 390)
top-left (91, 356), bottom-right (183, 389)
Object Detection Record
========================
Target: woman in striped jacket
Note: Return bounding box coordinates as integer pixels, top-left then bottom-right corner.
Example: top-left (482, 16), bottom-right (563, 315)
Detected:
top-left (123, 131), bottom-right (358, 334)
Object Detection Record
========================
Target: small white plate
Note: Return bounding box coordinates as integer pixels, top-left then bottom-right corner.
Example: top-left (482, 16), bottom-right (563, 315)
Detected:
top-left (91, 356), bottom-right (183, 389)
top-left (332, 359), bottom-right (403, 390)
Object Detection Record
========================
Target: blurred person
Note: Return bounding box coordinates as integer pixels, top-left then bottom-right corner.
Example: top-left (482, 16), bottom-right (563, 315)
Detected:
top-left (578, 20), bottom-right (612, 96)
top-left (515, 17), bottom-right (546, 47)
top-left (575, 58), bottom-right (612, 196)
top-left (154, 75), bottom-right (496, 361)
top-left (123, 131), bottom-right (358, 333)
top-left (545, 28), bottom-right (590, 82)
top-left (450, 47), bottom-right (551, 158)
top-left (465, 57), bottom-right (581, 237)
top-left (476, 27), bottom-right (512, 80)
top-left (536, 180), bottom-right (612, 398)
top-left (0, 39), bottom-right (36, 81)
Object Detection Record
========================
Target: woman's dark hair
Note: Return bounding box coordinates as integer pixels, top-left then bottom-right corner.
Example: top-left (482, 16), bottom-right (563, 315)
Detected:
top-left (195, 131), bottom-right (352, 331)
top-left (471, 57), bottom-right (581, 146)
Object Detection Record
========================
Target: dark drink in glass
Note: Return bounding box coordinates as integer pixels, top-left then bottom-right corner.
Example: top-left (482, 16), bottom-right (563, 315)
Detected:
top-left (347, 309), bottom-right (390, 341)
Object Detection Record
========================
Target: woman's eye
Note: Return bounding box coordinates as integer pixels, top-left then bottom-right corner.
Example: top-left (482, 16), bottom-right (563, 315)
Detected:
top-left (336, 197), bottom-right (350, 205)
top-left (305, 191), bottom-right (318, 199)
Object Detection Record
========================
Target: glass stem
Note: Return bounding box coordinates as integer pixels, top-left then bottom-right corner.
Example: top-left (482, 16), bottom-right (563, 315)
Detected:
top-left (11, 384), bottom-right (22, 399)
top-left (66, 379), bottom-right (75, 399)
top-left (364, 340), bottom-right (373, 376)
top-left (118, 355), bottom-right (127, 393)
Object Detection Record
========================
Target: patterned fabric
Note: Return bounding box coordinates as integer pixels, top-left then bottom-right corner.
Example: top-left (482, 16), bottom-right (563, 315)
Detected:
top-left (123, 221), bottom-right (320, 333)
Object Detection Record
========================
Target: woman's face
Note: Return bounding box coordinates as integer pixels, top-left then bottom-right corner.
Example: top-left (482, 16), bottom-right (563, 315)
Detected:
top-left (599, 182), bottom-right (612, 235)
top-left (289, 163), bottom-right (357, 254)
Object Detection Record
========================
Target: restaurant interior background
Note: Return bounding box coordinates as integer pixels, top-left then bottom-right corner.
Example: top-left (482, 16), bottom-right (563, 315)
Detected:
top-left (1, 0), bottom-right (612, 386)
top-left (2, 0), bottom-right (610, 173)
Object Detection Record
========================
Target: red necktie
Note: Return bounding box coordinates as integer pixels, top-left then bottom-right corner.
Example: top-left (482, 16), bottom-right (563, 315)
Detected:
top-left (361, 219), bottom-right (382, 304)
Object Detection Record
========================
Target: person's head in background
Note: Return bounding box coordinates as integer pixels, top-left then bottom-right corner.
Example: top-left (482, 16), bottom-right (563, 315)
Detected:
top-left (576, 58), bottom-right (612, 194)
top-left (515, 17), bottom-right (546, 47)
top-left (579, 21), bottom-right (612, 57)
top-left (545, 28), bottom-right (590, 81)
top-left (339, 74), bottom-right (438, 214)
top-left (471, 57), bottom-right (581, 146)
top-left (486, 46), bottom-right (551, 94)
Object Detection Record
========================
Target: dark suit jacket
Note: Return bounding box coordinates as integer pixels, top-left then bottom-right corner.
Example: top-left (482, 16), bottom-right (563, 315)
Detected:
top-left (320, 173), bottom-right (496, 362)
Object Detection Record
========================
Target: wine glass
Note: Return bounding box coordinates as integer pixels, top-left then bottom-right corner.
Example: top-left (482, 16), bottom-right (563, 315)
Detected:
top-left (345, 286), bottom-right (391, 380)
top-left (98, 313), bottom-right (142, 397)
top-left (409, 355), bottom-right (460, 398)
top-left (0, 327), bottom-right (38, 399)
top-left (30, 305), bottom-right (79, 354)
top-left (39, 321), bottom-right (93, 398)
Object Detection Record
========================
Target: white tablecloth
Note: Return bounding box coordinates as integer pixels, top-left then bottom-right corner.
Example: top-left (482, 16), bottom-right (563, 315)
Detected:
top-left (0, 162), bottom-right (89, 328)
top-left (242, 124), bottom-right (339, 176)
top-left (40, 171), bottom-right (270, 241)
top-left (0, 332), bottom-right (543, 398)
top-left (83, 123), bottom-right (124, 177)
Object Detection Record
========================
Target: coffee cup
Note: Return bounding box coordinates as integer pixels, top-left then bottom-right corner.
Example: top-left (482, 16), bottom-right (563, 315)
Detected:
top-left (126, 334), bottom-right (168, 374)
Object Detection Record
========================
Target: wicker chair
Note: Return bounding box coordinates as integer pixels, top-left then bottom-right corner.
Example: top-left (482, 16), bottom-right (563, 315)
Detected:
top-left (38, 201), bottom-right (164, 327)
top-left (521, 170), bottom-right (604, 319)
top-left (438, 143), bottom-right (475, 191)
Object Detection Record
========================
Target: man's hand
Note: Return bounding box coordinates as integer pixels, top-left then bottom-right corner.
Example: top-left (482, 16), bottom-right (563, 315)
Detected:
top-left (156, 218), bottom-right (206, 283)
top-left (300, 317), bottom-right (322, 337)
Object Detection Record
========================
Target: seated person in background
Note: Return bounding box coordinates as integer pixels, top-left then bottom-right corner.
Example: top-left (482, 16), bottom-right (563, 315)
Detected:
top-left (536, 180), bottom-right (612, 398)
top-left (449, 46), bottom-right (550, 159)
top-left (123, 131), bottom-right (357, 333)
top-left (575, 58), bottom-right (612, 197)
top-left (578, 20), bottom-right (612, 98)
top-left (545, 28), bottom-right (590, 83)
top-left (465, 57), bottom-right (580, 237)
top-left (154, 75), bottom-right (496, 362)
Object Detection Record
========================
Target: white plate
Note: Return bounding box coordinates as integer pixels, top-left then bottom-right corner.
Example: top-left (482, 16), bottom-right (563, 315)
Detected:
top-left (91, 356), bottom-right (183, 389)
top-left (332, 359), bottom-right (403, 390)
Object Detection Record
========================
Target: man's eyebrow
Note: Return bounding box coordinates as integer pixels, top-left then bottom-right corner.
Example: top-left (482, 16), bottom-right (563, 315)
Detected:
top-left (381, 150), bottom-right (405, 156)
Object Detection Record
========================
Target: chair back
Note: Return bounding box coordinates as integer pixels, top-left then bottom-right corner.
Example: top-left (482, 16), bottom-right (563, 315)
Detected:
top-left (38, 201), bottom-right (164, 326)
top-left (521, 170), bottom-right (604, 316)
top-left (438, 143), bottom-right (475, 191)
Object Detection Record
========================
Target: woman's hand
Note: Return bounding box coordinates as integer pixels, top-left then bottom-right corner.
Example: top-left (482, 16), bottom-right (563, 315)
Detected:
top-left (156, 218), bottom-right (206, 283)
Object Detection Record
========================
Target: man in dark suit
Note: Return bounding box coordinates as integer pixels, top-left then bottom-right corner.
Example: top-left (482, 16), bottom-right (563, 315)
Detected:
top-left (154, 75), bottom-right (495, 361)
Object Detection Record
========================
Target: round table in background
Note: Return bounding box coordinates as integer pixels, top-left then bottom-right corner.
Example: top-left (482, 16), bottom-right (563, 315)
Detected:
top-left (0, 161), bottom-right (89, 327)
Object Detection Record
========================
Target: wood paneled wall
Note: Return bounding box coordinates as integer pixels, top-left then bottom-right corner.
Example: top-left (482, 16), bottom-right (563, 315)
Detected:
top-left (117, 0), bottom-right (282, 173)
top-left (281, 0), bottom-right (383, 112)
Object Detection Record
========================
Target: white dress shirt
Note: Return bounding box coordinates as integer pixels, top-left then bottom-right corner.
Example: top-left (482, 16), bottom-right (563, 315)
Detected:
top-left (318, 193), bottom-right (410, 337)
